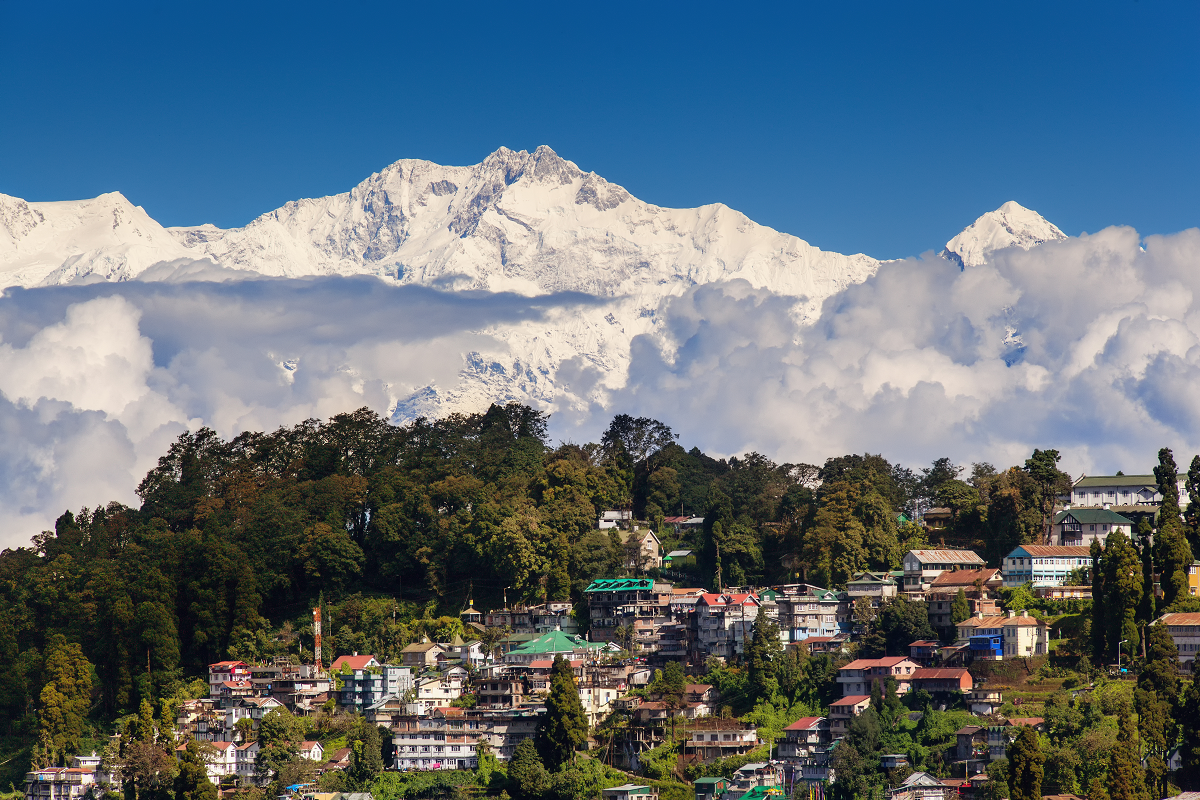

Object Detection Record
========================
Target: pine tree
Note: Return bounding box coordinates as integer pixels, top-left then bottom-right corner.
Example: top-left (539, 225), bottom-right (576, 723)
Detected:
top-left (1154, 447), bottom-right (1194, 608)
top-left (747, 608), bottom-right (781, 700)
top-left (1090, 539), bottom-right (1106, 664)
top-left (1185, 455), bottom-right (1200, 557)
top-left (1087, 777), bottom-right (1110, 800)
top-left (174, 740), bottom-right (218, 800)
top-left (1102, 532), bottom-right (1142, 661)
top-left (1006, 726), bottom-right (1044, 800)
top-left (509, 738), bottom-right (549, 798)
top-left (536, 654), bottom-right (588, 770)
top-left (32, 635), bottom-right (94, 767)
top-left (1107, 714), bottom-right (1149, 800)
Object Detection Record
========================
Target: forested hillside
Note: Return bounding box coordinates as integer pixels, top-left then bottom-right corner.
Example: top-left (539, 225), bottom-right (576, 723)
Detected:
top-left (0, 403), bottom-right (1098, 786)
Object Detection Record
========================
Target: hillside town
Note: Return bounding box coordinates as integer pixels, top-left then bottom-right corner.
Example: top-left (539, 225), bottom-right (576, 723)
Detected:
top-left (22, 468), bottom-right (1200, 800)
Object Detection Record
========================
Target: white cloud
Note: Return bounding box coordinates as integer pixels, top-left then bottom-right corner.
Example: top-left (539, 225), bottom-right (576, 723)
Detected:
top-left (2, 224), bottom-right (1200, 550)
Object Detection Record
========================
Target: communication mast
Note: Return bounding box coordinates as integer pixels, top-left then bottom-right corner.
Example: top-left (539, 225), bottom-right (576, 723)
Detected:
top-left (313, 606), bottom-right (322, 671)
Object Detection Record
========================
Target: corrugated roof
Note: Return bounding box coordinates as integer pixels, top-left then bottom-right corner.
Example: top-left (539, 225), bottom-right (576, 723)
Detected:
top-left (1055, 508), bottom-right (1134, 525)
top-left (1009, 545), bottom-right (1093, 557)
top-left (584, 578), bottom-right (655, 592)
top-left (841, 657), bottom-right (913, 670)
top-left (1159, 613), bottom-right (1200, 625)
top-left (784, 716), bottom-right (825, 730)
top-left (831, 695), bottom-right (872, 706)
top-left (930, 568), bottom-right (1000, 588)
top-left (958, 614), bottom-right (1041, 626)
top-left (912, 668), bottom-right (970, 680)
top-left (907, 550), bottom-right (986, 564)
top-left (1074, 474), bottom-right (1157, 488)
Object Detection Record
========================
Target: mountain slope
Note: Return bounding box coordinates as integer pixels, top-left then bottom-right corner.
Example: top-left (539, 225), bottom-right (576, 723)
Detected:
top-left (0, 148), bottom-right (1067, 420)
top-left (942, 200), bottom-right (1066, 269)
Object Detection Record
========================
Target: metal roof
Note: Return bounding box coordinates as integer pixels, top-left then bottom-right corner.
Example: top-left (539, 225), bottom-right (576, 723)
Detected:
top-left (1074, 474), bottom-right (1157, 488)
top-left (906, 550), bottom-right (986, 564)
top-left (1008, 545), bottom-right (1093, 557)
top-left (584, 578), bottom-right (655, 593)
top-left (1055, 508), bottom-right (1133, 524)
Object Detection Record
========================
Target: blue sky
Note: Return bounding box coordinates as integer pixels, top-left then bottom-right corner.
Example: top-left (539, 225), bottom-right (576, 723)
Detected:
top-left (1, 0), bottom-right (1196, 258)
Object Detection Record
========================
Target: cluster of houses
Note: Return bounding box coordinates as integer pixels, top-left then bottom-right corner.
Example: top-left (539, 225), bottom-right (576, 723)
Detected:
top-left (23, 474), bottom-right (1200, 800)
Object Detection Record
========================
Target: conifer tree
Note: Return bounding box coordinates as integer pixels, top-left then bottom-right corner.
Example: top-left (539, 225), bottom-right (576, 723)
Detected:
top-left (1102, 532), bottom-right (1143, 661)
top-left (1107, 715), bottom-right (1149, 800)
top-left (1090, 539), bottom-right (1107, 663)
top-left (951, 588), bottom-right (971, 626)
top-left (1154, 447), bottom-right (1193, 608)
top-left (536, 654), bottom-right (588, 770)
top-left (1007, 726), bottom-right (1044, 800)
top-left (747, 609), bottom-right (781, 700)
top-left (1185, 455), bottom-right (1200, 556)
top-left (174, 740), bottom-right (218, 800)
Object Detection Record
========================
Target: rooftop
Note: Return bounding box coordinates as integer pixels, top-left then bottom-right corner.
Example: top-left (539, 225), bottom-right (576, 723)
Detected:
top-left (1054, 508), bottom-right (1134, 525)
top-left (907, 550), bottom-right (986, 565)
top-left (830, 695), bottom-right (872, 707)
top-left (1008, 545), bottom-right (1093, 557)
top-left (783, 716), bottom-right (825, 730)
top-left (1074, 474), bottom-right (1157, 488)
top-left (929, 568), bottom-right (1000, 588)
top-left (584, 578), bottom-right (655, 593)
top-left (911, 668), bottom-right (970, 680)
top-left (1158, 613), bottom-right (1200, 626)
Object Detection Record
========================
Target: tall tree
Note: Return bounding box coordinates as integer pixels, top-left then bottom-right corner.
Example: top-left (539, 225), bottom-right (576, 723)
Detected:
top-left (32, 635), bottom-right (94, 767)
top-left (1107, 714), bottom-right (1149, 800)
top-left (747, 609), bottom-right (781, 700)
top-left (536, 655), bottom-right (588, 770)
top-left (174, 740), bottom-right (218, 800)
top-left (1154, 447), bottom-right (1194, 608)
top-left (1006, 726), bottom-right (1044, 800)
top-left (1101, 531), bottom-right (1143, 661)
top-left (951, 589), bottom-right (971, 626)
top-left (1024, 449), bottom-right (1071, 545)
top-left (1090, 539), bottom-right (1107, 663)
top-left (1185, 454), bottom-right (1200, 556)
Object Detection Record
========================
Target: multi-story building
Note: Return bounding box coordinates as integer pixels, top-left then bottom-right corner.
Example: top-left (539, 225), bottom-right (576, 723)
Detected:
top-left (585, 578), bottom-right (674, 645)
top-left (1069, 473), bottom-right (1190, 521)
top-left (23, 755), bottom-right (110, 800)
top-left (902, 550), bottom-right (986, 596)
top-left (956, 612), bottom-right (1048, 659)
top-left (1051, 508), bottom-right (1133, 547)
top-left (695, 593), bottom-right (761, 660)
top-left (682, 719), bottom-right (759, 763)
top-left (925, 568), bottom-right (1001, 633)
top-left (392, 707), bottom-right (543, 769)
top-left (339, 665), bottom-right (413, 711)
top-left (836, 657), bottom-right (919, 696)
top-left (1002, 545), bottom-right (1092, 587)
top-left (208, 661), bottom-right (252, 696)
top-left (502, 629), bottom-right (612, 665)
top-left (910, 668), bottom-right (973, 694)
top-left (774, 585), bottom-right (850, 644)
top-left (776, 717), bottom-right (834, 784)
top-left (1157, 612), bottom-right (1200, 666)
top-left (845, 572), bottom-right (897, 606)
top-left (828, 695), bottom-right (871, 738)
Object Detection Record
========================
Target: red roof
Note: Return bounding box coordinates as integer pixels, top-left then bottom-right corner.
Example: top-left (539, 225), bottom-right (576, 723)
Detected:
top-left (912, 668), bottom-right (970, 680)
top-left (929, 568), bottom-right (1000, 588)
top-left (663, 516), bottom-right (690, 523)
top-left (1159, 613), bottom-right (1200, 625)
top-left (330, 654), bottom-right (378, 671)
top-left (841, 657), bottom-right (913, 670)
top-left (209, 660), bottom-right (248, 669)
top-left (784, 716), bottom-right (825, 730)
top-left (830, 695), bottom-right (872, 706)
top-left (699, 593), bottom-right (760, 606)
top-left (529, 659), bottom-right (583, 669)
top-left (686, 684), bottom-right (713, 694)
top-left (804, 636), bottom-right (833, 643)
top-left (1005, 717), bottom-right (1045, 727)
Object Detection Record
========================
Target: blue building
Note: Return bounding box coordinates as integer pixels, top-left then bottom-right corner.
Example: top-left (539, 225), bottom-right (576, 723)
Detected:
top-left (1002, 545), bottom-right (1092, 588)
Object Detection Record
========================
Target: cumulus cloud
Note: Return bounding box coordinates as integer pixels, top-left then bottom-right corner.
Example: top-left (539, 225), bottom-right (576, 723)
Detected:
top-left (600, 225), bottom-right (1200, 477)
top-left (3, 225), bottom-right (1200, 550)
top-left (0, 278), bottom-right (603, 549)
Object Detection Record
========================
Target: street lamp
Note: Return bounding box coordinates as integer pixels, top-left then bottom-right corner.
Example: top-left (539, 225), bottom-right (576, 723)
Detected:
top-left (1118, 639), bottom-right (1129, 674)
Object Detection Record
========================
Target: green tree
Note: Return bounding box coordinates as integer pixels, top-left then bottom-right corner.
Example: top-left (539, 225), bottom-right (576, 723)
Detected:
top-left (1006, 726), bottom-right (1044, 800)
top-left (536, 655), bottom-right (588, 770)
top-left (746, 609), bottom-right (782, 700)
top-left (32, 635), bottom-right (94, 767)
top-left (1101, 531), bottom-right (1143, 661)
top-left (1154, 447), bottom-right (1194, 608)
top-left (345, 721), bottom-right (383, 789)
top-left (1107, 714), bottom-right (1149, 800)
top-left (1185, 454), bottom-right (1200, 556)
top-left (508, 738), bottom-right (549, 799)
top-left (1024, 449), bottom-right (1071, 545)
top-left (254, 708), bottom-right (302, 783)
top-left (950, 588), bottom-right (971, 626)
top-left (174, 740), bottom-right (218, 800)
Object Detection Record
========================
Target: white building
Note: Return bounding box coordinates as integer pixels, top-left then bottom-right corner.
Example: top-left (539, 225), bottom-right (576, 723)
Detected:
top-left (1051, 508), bottom-right (1133, 547)
top-left (902, 550), bottom-right (986, 595)
top-left (1070, 474), bottom-right (1189, 509)
top-left (1002, 545), bottom-right (1092, 587)
top-left (1157, 612), bottom-right (1200, 666)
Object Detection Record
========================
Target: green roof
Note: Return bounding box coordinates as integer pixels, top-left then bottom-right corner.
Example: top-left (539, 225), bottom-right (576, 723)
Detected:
top-left (1074, 474), bottom-right (1157, 488)
top-left (1056, 508), bottom-right (1134, 525)
top-left (584, 578), bottom-right (654, 593)
top-left (694, 777), bottom-right (726, 785)
top-left (509, 630), bottom-right (606, 655)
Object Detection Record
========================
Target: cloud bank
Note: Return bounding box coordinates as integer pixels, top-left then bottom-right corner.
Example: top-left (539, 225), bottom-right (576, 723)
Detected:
top-left (2, 224), bottom-right (1199, 549)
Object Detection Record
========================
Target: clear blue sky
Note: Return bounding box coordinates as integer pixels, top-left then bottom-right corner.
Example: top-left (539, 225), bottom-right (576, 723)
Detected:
top-left (1, 0), bottom-right (1196, 259)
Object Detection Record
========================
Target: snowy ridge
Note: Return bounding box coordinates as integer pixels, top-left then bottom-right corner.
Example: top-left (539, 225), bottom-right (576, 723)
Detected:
top-left (942, 200), bottom-right (1066, 269)
top-left (0, 147), bottom-right (1065, 420)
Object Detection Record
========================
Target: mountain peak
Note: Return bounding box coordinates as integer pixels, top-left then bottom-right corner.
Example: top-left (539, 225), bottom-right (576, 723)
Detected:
top-left (942, 201), bottom-right (1066, 269)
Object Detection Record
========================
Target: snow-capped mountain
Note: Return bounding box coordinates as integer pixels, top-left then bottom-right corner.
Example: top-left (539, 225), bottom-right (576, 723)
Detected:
top-left (0, 147), bottom-right (1066, 419)
top-left (942, 200), bottom-right (1066, 269)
